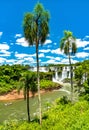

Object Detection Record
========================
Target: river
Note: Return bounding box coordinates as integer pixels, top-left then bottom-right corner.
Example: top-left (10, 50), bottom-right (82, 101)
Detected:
top-left (0, 89), bottom-right (69, 123)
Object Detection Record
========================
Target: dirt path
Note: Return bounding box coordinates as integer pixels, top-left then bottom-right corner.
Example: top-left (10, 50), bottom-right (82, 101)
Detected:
top-left (0, 89), bottom-right (46, 101)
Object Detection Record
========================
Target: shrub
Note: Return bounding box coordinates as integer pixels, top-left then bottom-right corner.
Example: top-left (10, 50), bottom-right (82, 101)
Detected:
top-left (40, 79), bottom-right (61, 90)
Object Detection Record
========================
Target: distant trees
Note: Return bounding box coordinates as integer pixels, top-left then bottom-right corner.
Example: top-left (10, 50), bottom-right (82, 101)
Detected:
top-left (0, 64), bottom-right (28, 94)
top-left (60, 30), bottom-right (77, 102)
top-left (74, 60), bottom-right (89, 101)
top-left (75, 60), bottom-right (89, 93)
top-left (74, 65), bottom-right (83, 92)
top-left (82, 60), bottom-right (89, 82)
top-left (23, 2), bottom-right (50, 124)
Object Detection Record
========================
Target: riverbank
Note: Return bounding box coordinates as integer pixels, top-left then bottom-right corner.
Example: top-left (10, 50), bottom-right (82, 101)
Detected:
top-left (0, 87), bottom-right (62, 101)
top-left (0, 83), bottom-right (63, 101)
top-left (0, 89), bottom-right (49, 101)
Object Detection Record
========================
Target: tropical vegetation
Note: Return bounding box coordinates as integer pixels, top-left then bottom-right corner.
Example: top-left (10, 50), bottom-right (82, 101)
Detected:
top-left (0, 64), bottom-right (60, 94)
top-left (0, 1), bottom-right (89, 129)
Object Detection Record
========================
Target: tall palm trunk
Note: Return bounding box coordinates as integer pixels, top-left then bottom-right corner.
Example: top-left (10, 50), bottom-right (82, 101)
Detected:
top-left (26, 86), bottom-right (30, 122)
top-left (69, 53), bottom-right (73, 102)
top-left (24, 87), bottom-right (26, 100)
top-left (36, 42), bottom-right (42, 124)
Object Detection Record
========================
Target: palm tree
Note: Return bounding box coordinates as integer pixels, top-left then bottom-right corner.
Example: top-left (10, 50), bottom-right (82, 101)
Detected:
top-left (18, 71), bottom-right (37, 122)
top-left (23, 3), bottom-right (50, 124)
top-left (60, 30), bottom-right (77, 102)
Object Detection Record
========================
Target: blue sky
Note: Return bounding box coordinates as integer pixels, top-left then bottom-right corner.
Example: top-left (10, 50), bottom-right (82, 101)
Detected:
top-left (0, 0), bottom-right (89, 66)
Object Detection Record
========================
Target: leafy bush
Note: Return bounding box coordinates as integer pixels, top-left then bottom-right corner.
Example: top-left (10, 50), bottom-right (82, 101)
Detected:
top-left (0, 64), bottom-right (29, 94)
top-left (40, 72), bottom-right (52, 80)
top-left (56, 96), bottom-right (71, 105)
top-left (40, 79), bottom-right (61, 90)
top-left (83, 81), bottom-right (89, 94)
top-left (0, 82), bottom-right (13, 94)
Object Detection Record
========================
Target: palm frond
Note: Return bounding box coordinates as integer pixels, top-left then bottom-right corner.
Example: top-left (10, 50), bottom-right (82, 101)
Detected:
top-left (71, 42), bottom-right (77, 55)
top-left (40, 21), bottom-right (49, 43)
top-left (60, 37), bottom-right (66, 51)
top-left (23, 13), bottom-right (35, 45)
top-left (64, 43), bottom-right (69, 55)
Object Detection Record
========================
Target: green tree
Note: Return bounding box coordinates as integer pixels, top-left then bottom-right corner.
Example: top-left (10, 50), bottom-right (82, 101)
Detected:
top-left (82, 60), bottom-right (89, 81)
top-left (60, 30), bottom-right (77, 102)
top-left (82, 60), bottom-right (89, 95)
top-left (23, 2), bottom-right (50, 124)
top-left (75, 65), bottom-right (83, 92)
top-left (18, 71), bottom-right (37, 122)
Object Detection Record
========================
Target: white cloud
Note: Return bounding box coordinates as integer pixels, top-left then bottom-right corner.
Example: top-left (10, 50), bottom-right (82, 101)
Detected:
top-left (76, 52), bottom-right (89, 58)
top-left (14, 52), bottom-right (36, 65)
top-left (0, 32), bottom-right (3, 37)
top-left (44, 39), bottom-right (52, 45)
top-left (6, 57), bottom-right (35, 65)
top-left (76, 39), bottom-right (89, 48)
top-left (15, 52), bottom-right (36, 59)
top-left (0, 57), bottom-right (6, 64)
top-left (39, 49), bottom-right (51, 53)
top-left (24, 57), bottom-right (34, 62)
top-left (85, 36), bottom-right (89, 38)
top-left (46, 56), bottom-right (54, 59)
top-left (14, 59), bottom-right (25, 64)
top-left (61, 59), bottom-right (69, 64)
top-left (51, 48), bottom-right (63, 55)
top-left (83, 35), bottom-right (89, 40)
top-left (55, 57), bottom-right (61, 61)
top-left (30, 53), bottom-right (36, 57)
top-left (84, 47), bottom-right (89, 50)
top-left (39, 53), bottom-right (45, 58)
top-left (0, 50), bottom-right (11, 56)
top-left (0, 43), bottom-right (10, 57)
top-left (46, 59), bottom-right (56, 64)
top-left (46, 59), bottom-right (60, 64)
top-left (54, 42), bottom-right (57, 45)
top-left (61, 58), bottom-right (78, 64)
top-left (15, 52), bottom-right (29, 59)
top-left (1, 50), bottom-right (11, 56)
top-left (16, 37), bottom-right (29, 47)
top-left (15, 34), bottom-right (22, 38)
top-left (0, 43), bottom-right (10, 50)
top-left (45, 55), bottom-right (61, 65)
top-left (46, 55), bottom-right (61, 61)
top-left (6, 59), bottom-right (17, 64)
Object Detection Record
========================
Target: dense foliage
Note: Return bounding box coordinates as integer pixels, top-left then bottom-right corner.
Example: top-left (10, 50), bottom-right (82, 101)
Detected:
top-left (0, 64), bottom-right (61, 94)
top-left (74, 60), bottom-right (89, 93)
top-left (40, 72), bottom-right (52, 80)
top-left (0, 64), bottom-right (28, 94)
top-left (40, 79), bottom-right (62, 90)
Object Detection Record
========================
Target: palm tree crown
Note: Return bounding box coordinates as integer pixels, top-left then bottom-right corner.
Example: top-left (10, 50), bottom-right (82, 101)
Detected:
top-left (60, 30), bottom-right (77, 56)
top-left (23, 3), bottom-right (49, 46)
